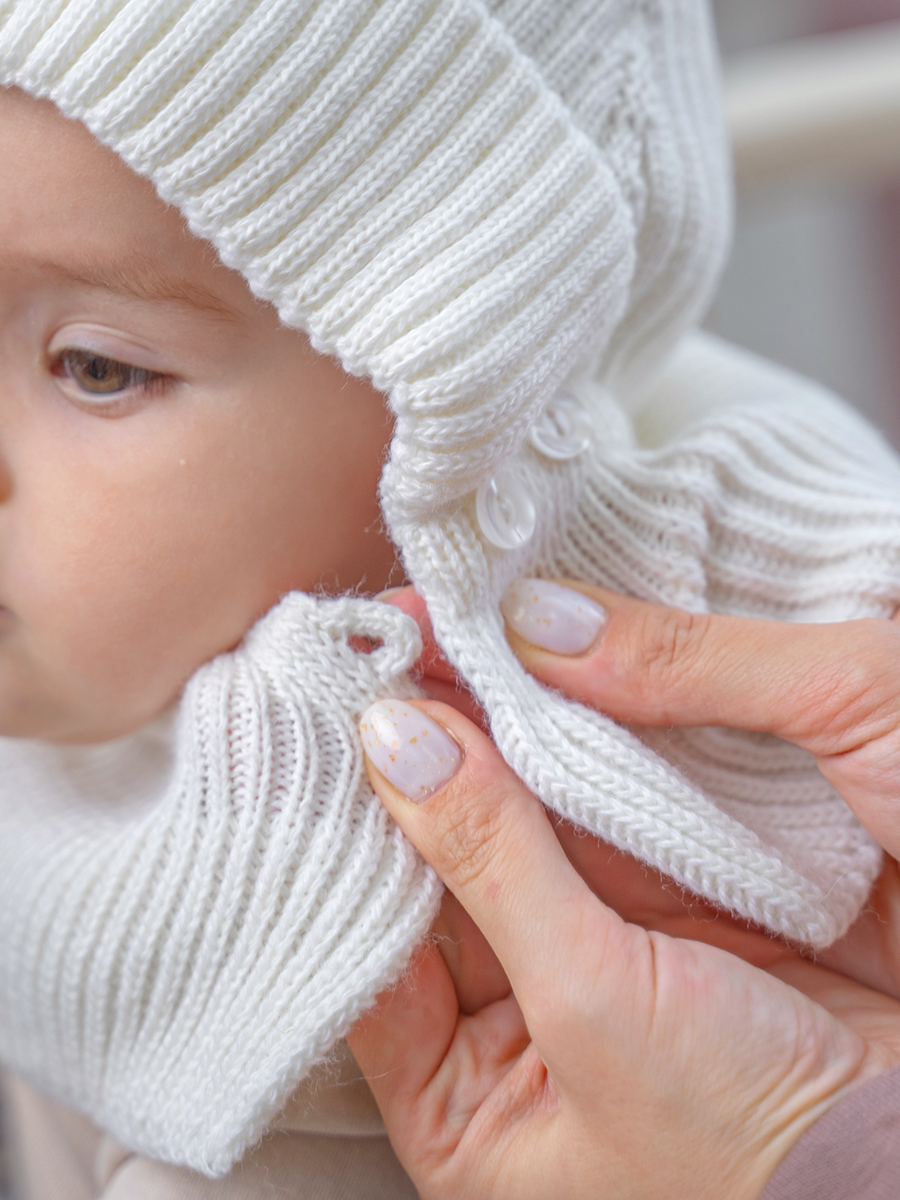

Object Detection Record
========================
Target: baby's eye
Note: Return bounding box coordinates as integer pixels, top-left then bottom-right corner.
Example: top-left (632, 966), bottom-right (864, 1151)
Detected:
top-left (49, 348), bottom-right (173, 407)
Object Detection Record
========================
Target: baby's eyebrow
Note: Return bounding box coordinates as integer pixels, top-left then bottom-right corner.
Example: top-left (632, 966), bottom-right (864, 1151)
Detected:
top-left (36, 254), bottom-right (241, 320)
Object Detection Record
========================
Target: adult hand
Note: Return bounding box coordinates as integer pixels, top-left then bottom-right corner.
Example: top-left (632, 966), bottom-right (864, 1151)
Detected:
top-left (496, 580), bottom-right (900, 997)
top-left (384, 583), bottom-right (900, 996)
top-left (348, 614), bottom-right (900, 1199)
top-left (498, 581), bottom-right (900, 861)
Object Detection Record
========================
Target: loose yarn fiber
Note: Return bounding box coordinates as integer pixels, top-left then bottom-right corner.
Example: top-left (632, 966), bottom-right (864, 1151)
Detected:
top-left (3, 0), bottom-right (900, 1176)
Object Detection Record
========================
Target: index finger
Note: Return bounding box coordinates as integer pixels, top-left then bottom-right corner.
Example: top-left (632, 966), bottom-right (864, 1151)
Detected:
top-left (506, 582), bottom-right (900, 760)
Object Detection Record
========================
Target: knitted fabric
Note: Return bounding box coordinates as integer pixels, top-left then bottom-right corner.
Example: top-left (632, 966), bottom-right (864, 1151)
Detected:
top-left (0, 595), bottom-right (441, 1175)
top-left (3, 0), bottom-right (900, 1178)
top-left (0, 0), bottom-right (729, 511)
top-left (518, 334), bottom-right (897, 936)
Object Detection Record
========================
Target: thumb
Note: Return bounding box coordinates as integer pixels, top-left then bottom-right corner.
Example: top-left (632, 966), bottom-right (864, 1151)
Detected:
top-left (357, 697), bottom-right (633, 1016)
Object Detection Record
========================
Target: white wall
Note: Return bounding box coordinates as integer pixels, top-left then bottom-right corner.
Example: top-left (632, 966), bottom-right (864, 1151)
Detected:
top-left (709, 0), bottom-right (900, 445)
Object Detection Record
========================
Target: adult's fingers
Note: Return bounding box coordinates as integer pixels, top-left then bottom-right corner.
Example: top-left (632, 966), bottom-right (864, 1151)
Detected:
top-left (348, 939), bottom-right (531, 1178)
top-left (503, 580), bottom-right (900, 761)
top-left (348, 941), bottom-right (461, 1110)
top-left (549, 815), bottom-right (797, 970)
top-left (819, 856), bottom-right (900, 1000)
top-left (431, 891), bottom-right (512, 1015)
top-left (358, 698), bottom-right (632, 1014)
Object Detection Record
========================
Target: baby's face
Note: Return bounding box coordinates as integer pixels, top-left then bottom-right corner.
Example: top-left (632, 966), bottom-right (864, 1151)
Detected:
top-left (0, 88), bottom-right (398, 742)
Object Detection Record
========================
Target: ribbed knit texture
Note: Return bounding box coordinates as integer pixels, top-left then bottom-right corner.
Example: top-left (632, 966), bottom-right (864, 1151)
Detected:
top-left (0, 595), bottom-right (441, 1175)
top-left (394, 333), bottom-right (900, 950)
top-left (0, 0), bottom-right (729, 515)
top-left (2, 0), bottom-right (900, 1178)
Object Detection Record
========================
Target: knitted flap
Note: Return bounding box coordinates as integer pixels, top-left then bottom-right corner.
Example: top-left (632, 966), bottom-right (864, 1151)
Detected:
top-left (395, 336), bottom-right (899, 948)
top-left (0, 596), bottom-right (441, 1174)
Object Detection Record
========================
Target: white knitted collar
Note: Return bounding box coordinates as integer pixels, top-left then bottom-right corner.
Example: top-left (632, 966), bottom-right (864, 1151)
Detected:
top-left (0, 593), bottom-right (441, 1175)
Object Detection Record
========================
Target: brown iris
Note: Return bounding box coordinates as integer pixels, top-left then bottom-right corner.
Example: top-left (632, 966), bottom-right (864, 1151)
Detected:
top-left (53, 349), bottom-right (161, 395)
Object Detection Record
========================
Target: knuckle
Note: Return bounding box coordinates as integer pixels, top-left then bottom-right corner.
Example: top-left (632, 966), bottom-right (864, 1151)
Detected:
top-left (428, 770), bottom-right (508, 892)
top-left (627, 605), bottom-right (713, 683)
top-left (833, 730), bottom-right (900, 799)
top-left (800, 621), bottom-right (900, 750)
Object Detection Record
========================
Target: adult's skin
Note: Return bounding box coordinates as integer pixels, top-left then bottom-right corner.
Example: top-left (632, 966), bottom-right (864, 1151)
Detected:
top-left (347, 582), bottom-right (900, 1200)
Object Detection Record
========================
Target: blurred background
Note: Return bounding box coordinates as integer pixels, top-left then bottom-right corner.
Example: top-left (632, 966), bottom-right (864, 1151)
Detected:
top-left (711, 0), bottom-right (900, 445)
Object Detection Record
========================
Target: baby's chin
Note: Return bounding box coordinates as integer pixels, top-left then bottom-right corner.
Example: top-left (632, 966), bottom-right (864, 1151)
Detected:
top-left (0, 707), bottom-right (165, 745)
top-left (0, 616), bottom-right (201, 743)
top-left (0, 671), bottom-right (180, 745)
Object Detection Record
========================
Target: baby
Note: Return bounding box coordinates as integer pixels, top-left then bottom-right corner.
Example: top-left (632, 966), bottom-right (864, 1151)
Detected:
top-left (0, 87), bottom-right (399, 744)
top-left (4, 0), bottom-right (900, 1197)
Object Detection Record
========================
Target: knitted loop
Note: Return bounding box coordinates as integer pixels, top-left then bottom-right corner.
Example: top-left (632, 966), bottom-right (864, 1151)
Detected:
top-left (243, 591), bottom-right (423, 690)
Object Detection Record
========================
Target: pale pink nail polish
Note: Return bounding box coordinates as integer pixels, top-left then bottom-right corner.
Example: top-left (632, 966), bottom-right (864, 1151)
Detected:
top-left (501, 578), bottom-right (606, 654)
top-left (360, 700), bottom-right (462, 801)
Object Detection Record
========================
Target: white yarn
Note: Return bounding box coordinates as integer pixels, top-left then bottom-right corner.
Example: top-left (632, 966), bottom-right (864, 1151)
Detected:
top-left (3, 0), bottom-right (900, 1178)
top-left (404, 335), bottom-right (896, 952)
top-left (0, 595), bottom-right (441, 1175)
top-left (0, 0), bottom-right (729, 515)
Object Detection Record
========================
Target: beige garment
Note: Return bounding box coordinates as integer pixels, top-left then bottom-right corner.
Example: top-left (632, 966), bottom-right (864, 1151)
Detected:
top-left (1, 1044), bottom-right (418, 1200)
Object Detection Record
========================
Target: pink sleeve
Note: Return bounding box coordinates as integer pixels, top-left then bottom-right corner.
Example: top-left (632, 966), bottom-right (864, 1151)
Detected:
top-left (762, 1067), bottom-right (900, 1200)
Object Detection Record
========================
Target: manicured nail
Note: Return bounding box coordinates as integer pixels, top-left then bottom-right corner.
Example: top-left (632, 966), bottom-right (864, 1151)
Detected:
top-left (500, 578), bottom-right (607, 654)
top-left (360, 700), bottom-right (462, 802)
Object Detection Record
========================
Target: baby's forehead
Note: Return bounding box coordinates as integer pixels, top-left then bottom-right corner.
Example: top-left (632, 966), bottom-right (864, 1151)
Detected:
top-left (0, 89), bottom-right (262, 325)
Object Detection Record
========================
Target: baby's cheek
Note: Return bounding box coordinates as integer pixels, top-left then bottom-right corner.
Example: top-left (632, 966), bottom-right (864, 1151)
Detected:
top-left (0, 356), bottom-right (390, 741)
top-left (2, 477), bottom-right (264, 741)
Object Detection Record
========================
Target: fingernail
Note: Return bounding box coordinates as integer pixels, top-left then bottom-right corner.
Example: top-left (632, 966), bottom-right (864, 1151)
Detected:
top-left (500, 578), bottom-right (607, 655)
top-left (360, 700), bottom-right (462, 802)
top-left (375, 587), bottom-right (404, 601)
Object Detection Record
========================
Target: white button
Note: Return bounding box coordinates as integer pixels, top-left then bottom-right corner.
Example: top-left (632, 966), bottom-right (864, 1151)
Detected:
top-left (476, 465), bottom-right (536, 550)
top-left (529, 392), bottom-right (591, 460)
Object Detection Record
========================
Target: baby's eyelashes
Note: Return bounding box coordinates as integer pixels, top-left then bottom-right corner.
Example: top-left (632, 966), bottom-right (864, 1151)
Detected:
top-left (48, 347), bottom-right (175, 414)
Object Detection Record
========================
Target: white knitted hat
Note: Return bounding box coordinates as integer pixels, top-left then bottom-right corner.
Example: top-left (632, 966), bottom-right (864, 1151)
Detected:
top-left (5, 0), bottom-right (900, 1177)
